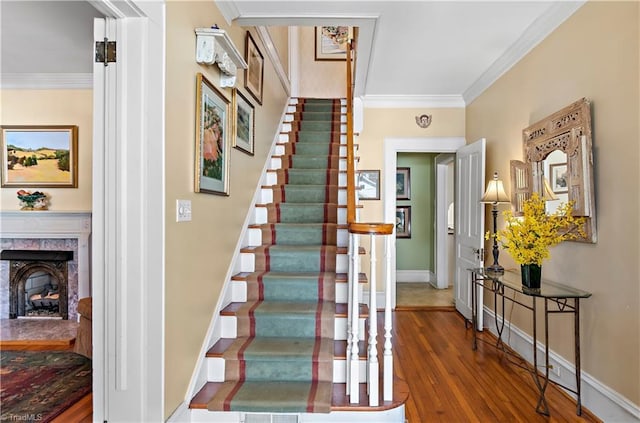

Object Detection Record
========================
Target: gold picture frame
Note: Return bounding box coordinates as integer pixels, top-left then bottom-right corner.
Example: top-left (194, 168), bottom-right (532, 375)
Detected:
top-left (195, 73), bottom-right (231, 196)
top-left (1, 125), bottom-right (78, 188)
top-left (232, 89), bottom-right (255, 156)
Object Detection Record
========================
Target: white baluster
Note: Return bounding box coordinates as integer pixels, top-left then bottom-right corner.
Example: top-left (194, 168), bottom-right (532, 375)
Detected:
top-left (349, 233), bottom-right (360, 403)
top-left (345, 232), bottom-right (354, 395)
top-left (368, 234), bottom-right (379, 406)
top-left (384, 234), bottom-right (393, 401)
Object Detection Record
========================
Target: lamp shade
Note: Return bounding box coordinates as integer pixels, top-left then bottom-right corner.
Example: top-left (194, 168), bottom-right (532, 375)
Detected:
top-left (480, 172), bottom-right (510, 204)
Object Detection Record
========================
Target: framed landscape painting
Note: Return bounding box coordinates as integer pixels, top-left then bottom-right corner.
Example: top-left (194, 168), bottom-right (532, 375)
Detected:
top-left (396, 206), bottom-right (411, 238)
top-left (232, 89), bottom-right (255, 155)
top-left (396, 167), bottom-right (411, 200)
top-left (195, 73), bottom-right (231, 196)
top-left (1, 125), bottom-right (78, 188)
top-left (357, 169), bottom-right (380, 200)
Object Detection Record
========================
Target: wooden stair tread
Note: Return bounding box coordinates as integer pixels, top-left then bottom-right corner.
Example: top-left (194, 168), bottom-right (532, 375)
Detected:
top-left (190, 376), bottom-right (409, 412)
top-left (220, 302), bottom-right (368, 317)
top-left (231, 271), bottom-right (366, 283)
top-left (239, 245), bottom-right (363, 255)
top-left (206, 337), bottom-right (366, 359)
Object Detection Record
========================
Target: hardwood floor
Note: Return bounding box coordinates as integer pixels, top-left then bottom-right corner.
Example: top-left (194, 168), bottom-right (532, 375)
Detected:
top-left (3, 311), bottom-right (601, 422)
top-left (392, 310), bottom-right (601, 422)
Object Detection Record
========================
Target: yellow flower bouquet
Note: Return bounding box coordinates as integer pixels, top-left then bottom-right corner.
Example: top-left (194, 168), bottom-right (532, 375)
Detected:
top-left (496, 193), bottom-right (586, 266)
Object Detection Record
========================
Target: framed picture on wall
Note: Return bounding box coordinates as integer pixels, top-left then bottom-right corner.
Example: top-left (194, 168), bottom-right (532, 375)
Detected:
top-left (232, 89), bottom-right (255, 156)
top-left (244, 31), bottom-right (264, 105)
top-left (396, 206), bottom-right (411, 238)
top-left (550, 163), bottom-right (568, 194)
top-left (396, 167), bottom-right (411, 200)
top-left (195, 72), bottom-right (231, 196)
top-left (357, 169), bottom-right (380, 200)
top-left (1, 125), bottom-right (78, 188)
top-left (314, 26), bottom-right (353, 61)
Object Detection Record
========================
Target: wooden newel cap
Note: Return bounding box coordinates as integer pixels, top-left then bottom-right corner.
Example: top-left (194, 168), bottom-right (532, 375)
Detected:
top-left (348, 222), bottom-right (394, 235)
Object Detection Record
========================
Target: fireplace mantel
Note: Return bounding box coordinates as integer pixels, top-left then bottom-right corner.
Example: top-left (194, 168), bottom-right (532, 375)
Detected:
top-left (0, 211), bottom-right (92, 300)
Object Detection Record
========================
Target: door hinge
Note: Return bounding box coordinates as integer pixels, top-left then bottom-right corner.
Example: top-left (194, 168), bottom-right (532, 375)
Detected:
top-left (95, 38), bottom-right (116, 66)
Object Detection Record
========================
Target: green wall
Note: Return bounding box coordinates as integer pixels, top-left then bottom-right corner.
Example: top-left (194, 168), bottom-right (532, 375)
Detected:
top-left (396, 153), bottom-right (437, 271)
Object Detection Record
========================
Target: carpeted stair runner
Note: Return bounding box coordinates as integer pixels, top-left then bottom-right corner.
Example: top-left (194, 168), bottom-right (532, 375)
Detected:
top-left (207, 98), bottom-right (342, 413)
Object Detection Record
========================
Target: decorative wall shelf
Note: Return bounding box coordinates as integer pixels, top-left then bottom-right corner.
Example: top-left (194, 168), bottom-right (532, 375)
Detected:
top-left (195, 28), bottom-right (248, 87)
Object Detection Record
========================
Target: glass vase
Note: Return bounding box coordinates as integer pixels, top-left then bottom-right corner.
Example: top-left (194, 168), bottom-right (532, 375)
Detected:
top-left (521, 263), bottom-right (542, 289)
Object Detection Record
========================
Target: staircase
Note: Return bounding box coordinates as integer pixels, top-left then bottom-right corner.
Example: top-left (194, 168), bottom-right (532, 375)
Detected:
top-left (188, 98), bottom-right (406, 423)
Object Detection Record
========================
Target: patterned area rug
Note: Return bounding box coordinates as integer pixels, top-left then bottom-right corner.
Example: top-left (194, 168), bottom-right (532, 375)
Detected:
top-left (1, 350), bottom-right (92, 422)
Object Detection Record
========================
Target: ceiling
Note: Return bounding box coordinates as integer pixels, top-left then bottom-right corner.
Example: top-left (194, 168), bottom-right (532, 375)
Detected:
top-left (0, 0), bottom-right (585, 105)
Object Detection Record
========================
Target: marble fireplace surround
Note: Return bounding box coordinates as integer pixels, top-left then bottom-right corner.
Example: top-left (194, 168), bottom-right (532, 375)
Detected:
top-left (0, 211), bottom-right (91, 321)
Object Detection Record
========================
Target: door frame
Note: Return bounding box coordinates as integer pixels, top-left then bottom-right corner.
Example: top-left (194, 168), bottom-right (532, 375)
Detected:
top-left (91, 1), bottom-right (165, 421)
top-left (383, 137), bottom-right (465, 309)
top-left (435, 153), bottom-right (455, 289)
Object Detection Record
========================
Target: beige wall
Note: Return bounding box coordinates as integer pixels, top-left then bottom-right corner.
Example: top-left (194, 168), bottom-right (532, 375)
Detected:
top-left (0, 90), bottom-right (93, 210)
top-left (297, 26), bottom-right (345, 98)
top-left (268, 26), bottom-right (289, 78)
top-left (164, 2), bottom-right (289, 418)
top-left (466, 1), bottom-right (639, 405)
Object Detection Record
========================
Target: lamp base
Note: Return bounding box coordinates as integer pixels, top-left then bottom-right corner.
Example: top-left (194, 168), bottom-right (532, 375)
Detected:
top-left (485, 264), bottom-right (504, 275)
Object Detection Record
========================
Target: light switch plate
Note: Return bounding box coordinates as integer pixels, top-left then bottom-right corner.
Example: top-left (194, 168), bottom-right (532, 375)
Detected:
top-left (176, 199), bottom-right (192, 222)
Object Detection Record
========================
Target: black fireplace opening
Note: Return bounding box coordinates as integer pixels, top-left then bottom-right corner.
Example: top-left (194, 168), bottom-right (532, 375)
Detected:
top-left (1, 250), bottom-right (74, 319)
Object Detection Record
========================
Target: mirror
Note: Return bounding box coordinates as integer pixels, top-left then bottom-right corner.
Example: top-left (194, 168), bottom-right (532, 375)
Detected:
top-left (511, 98), bottom-right (596, 243)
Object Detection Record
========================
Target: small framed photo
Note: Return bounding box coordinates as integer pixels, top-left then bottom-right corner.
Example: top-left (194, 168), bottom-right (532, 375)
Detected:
top-left (314, 26), bottom-right (353, 61)
top-left (396, 167), bottom-right (411, 200)
top-left (232, 89), bottom-right (255, 156)
top-left (244, 31), bottom-right (264, 105)
top-left (396, 206), bottom-right (411, 238)
top-left (1, 125), bottom-right (78, 188)
top-left (357, 170), bottom-right (380, 200)
top-left (195, 73), bottom-right (231, 196)
top-left (550, 163), bottom-right (568, 194)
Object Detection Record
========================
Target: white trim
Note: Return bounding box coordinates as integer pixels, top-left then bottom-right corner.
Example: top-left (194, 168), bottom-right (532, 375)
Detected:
top-left (383, 137), bottom-right (466, 310)
top-left (215, 0), bottom-right (241, 26)
top-left (395, 270), bottom-right (434, 284)
top-left (483, 307), bottom-right (640, 422)
top-left (256, 26), bottom-right (290, 96)
top-left (0, 73), bottom-right (93, 89)
top-left (288, 27), bottom-right (299, 98)
top-left (363, 95), bottom-right (465, 109)
top-left (435, 154), bottom-right (455, 290)
top-left (166, 401), bottom-right (191, 422)
top-left (463, 1), bottom-right (586, 104)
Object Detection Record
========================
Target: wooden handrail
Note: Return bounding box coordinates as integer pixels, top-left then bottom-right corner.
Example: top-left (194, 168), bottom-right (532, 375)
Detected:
top-left (346, 40), bottom-right (356, 225)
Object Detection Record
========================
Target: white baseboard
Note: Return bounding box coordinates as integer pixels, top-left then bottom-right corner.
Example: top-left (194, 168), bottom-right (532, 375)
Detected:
top-left (396, 270), bottom-right (434, 283)
top-left (482, 307), bottom-right (640, 422)
top-left (167, 401), bottom-right (191, 422)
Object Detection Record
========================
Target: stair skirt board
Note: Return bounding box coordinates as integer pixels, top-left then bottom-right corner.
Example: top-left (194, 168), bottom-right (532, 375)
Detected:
top-left (201, 98), bottom-right (349, 415)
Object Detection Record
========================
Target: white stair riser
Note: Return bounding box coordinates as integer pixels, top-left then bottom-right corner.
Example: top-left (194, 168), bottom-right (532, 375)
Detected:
top-left (190, 407), bottom-right (405, 423)
top-left (239, 252), bottom-right (349, 274)
top-left (231, 280), bottom-right (355, 304)
top-left (253, 207), bottom-right (348, 225)
top-left (244, 227), bottom-right (349, 248)
top-left (205, 356), bottom-right (367, 383)
top-left (220, 315), bottom-right (365, 341)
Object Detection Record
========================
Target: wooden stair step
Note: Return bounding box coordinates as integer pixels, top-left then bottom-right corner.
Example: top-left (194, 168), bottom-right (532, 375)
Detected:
top-left (206, 338), bottom-right (366, 360)
top-left (239, 245), bottom-right (364, 255)
top-left (231, 271), bottom-right (367, 284)
top-left (190, 376), bottom-right (409, 412)
top-left (220, 302), bottom-right (368, 317)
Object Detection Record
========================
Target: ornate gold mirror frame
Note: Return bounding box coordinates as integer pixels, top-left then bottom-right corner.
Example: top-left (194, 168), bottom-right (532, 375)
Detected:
top-left (511, 98), bottom-right (596, 243)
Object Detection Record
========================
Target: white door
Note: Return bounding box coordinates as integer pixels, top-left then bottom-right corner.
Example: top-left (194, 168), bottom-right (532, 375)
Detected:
top-left (454, 139), bottom-right (485, 329)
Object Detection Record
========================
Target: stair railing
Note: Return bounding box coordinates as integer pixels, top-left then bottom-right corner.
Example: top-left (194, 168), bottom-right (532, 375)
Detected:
top-left (344, 38), bottom-right (395, 407)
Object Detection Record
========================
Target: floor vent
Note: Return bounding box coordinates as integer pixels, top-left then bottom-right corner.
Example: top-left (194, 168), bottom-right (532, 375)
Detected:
top-left (243, 414), bottom-right (299, 423)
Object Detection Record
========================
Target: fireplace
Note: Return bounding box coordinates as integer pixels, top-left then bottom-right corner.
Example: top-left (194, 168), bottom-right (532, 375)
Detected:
top-left (2, 250), bottom-right (74, 319)
top-left (0, 211), bottom-right (91, 321)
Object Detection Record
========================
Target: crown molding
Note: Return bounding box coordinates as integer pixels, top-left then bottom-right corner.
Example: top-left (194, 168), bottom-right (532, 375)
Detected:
top-left (363, 94), bottom-right (465, 109)
top-left (463, 1), bottom-right (586, 105)
top-left (215, 1), bottom-right (241, 25)
top-left (255, 26), bottom-right (290, 96)
top-left (1, 73), bottom-right (93, 89)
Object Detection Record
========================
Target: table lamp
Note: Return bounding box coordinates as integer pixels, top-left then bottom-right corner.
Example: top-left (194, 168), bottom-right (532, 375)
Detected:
top-left (480, 172), bottom-right (510, 274)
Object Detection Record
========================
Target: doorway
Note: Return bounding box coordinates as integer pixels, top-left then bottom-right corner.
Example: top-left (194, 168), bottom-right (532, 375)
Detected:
top-left (382, 137), bottom-right (465, 310)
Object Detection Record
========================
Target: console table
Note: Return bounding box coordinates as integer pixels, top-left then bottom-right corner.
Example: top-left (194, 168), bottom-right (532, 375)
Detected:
top-left (468, 268), bottom-right (592, 416)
